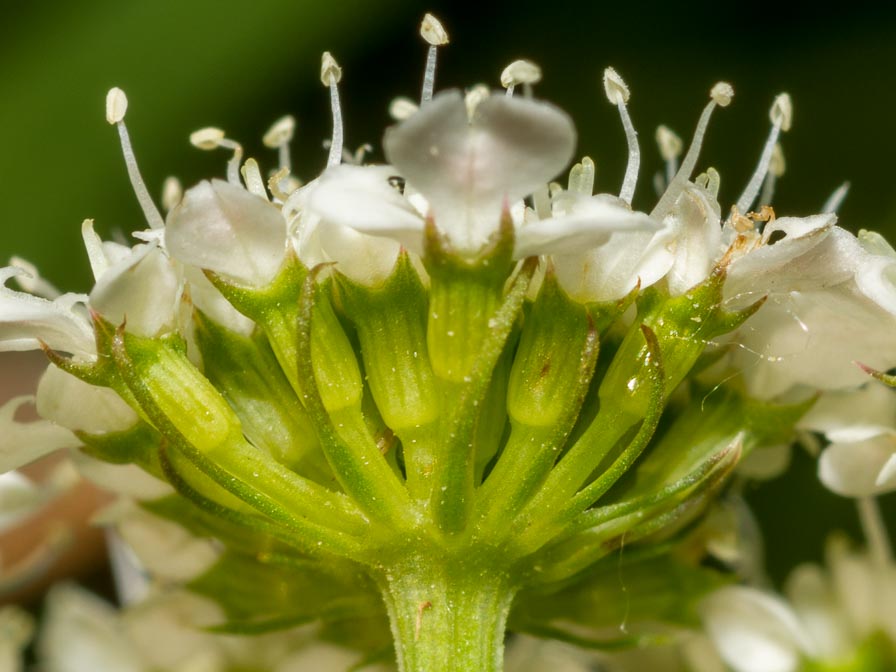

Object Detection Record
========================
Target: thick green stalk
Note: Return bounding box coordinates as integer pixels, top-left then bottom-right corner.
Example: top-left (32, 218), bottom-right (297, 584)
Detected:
top-left (377, 557), bottom-right (516, 672)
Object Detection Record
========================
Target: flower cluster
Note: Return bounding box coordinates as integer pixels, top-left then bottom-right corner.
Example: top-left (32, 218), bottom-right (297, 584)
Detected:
top-left (3, 13), bottom-right (896, 672)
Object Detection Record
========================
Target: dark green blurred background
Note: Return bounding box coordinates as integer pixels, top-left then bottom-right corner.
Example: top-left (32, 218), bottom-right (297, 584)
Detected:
top-left (3, 0), bottom-right (895, 584)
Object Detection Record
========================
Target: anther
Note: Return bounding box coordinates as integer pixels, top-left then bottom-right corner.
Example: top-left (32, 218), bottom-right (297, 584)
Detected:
top-left (655, 125), bottom-right (683, 186)
top-left (105, 88), bottom-right (165, 230)
top-left (420, 13), bottom-right (448, 104)
top-left (240, 159), bottom-right (269, 200)
top-left (389, 97), bottom-right (419, 121)
top-left (189, 127), bottom-right (244, 186)
top-left (263, 115), bottom-right (296, 174)
top-left (651, 82), bottom-right (734, 219)
top-left (603, 67), bottom-right (639, 205)
top-left (501, 59), bottom-right (541, 98)
top-left (568, 157), bottom-right (595, 196)
top-left (321, 52), bottom-right (344, 168)
top-left (735, 93), bottom-right (793, 215)
top-left (161, 177), bottom-right (183, 212)
top-left (464, 84), bottom-right (490, 118)
top-left (759, 143), bottom-right (785, 207)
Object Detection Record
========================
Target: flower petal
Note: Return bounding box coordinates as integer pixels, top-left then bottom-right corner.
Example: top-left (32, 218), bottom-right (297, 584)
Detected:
top-left (818, 436), bottom-right (896, 496)
top-left (166, 179), bottom-right (287, 287)
top-left (700, 586), bottom-right (814, 672)
top-left (0, 268), bottom-right (94, 358)
top-left (307, 164), bottom-right (425, 254)
top-left (384, 90), bottom-right (576, 253)
top-left (89, 244), bottom-right (180, 338)
top-left (663, 185), bottom-right (722, 296)
top-left (798, 384), bottom-right (896, 443)
top-left (0, 396), bottom-right (81, 472)
top-left (514, 193), bottom-right (660, 258)
top-left (35, 365), bottom-right (138, 435)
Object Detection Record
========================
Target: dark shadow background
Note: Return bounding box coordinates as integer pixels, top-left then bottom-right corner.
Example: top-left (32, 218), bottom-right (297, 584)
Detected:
top-left (2, 0), bottom-right (895, 585)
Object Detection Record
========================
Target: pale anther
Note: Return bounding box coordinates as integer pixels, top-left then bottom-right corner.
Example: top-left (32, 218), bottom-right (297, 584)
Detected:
top-left (464, 84), bottom-right (490, 119)
top-left (735, 93), bottom-right (793, 214)
top-left (240, 159), bottom-right (269, 200)
top-left (389, 97), bottom-right (419, 121)
top-left (105, 87), bottom-right (128, 124)
top-left (770, 93), bottom-right (793, 132)
top-left (263, 116), bottom-right (296, 148)
top-left (162, 177), bottom-right (183, 212)
top-left (189, 127), bottom-right (226, 150)
top-left (320, 51), bottom-right (342, 85)
top-left (420, 13), bottom-right (449, 45)
top-left (710, 82), bottom-right (734, 107)
top-left (603, 67), bottom-right (630, 105)
top-left (501, 59), bottom-right (541, 97)
top-left (189, 127), bottom-right (243, 185)
top-left (656, 125), bottom-right (683, 162)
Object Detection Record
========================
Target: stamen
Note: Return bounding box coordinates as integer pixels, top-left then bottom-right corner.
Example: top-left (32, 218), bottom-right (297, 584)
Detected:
top-left (735, 93), bottom-right (793, 214)
top-left (464, 84), bottom-right (490, 119)
top-left (189, 127), bottom-right (244, 186)
top-left (857, 496), bottom-right (893, 568)
top-left (240, 158), bottom-right (269, 200)
top-left (758, 143), bottom-right (785, 207)
top-left (650, 82), bottom-right (733, 219)
top-left (568, 157), bottom-right (595, 195)
top-left (161, 177), bottom-right (182, 212)
top-left (419, 13), bottom-right (449, 104)
top-left (822, 181), bottom-right (850, 214)
top-left (501, 59), bottom-right (542, 98)
top-left (655, 125), bottom-right (683, 186)
top-left (603, 67), bottom-right (639, 205)
top-left (105, 88), bottom-right (165, 230)
top-left (263, 115), bottom-right (296, 174)
top-left (81, 219), bottom-right (108, 280)
top-left (321, 52), bottom-right (344, 168)
top-left (389, 97), bottom-right (419, 121)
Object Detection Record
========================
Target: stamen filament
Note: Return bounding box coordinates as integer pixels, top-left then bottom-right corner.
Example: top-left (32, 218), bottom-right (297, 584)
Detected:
top-left (419, 14), bottom-right (448, 104)
top-left (106, 88), bottom-right (165, 230)
top-left (758, 143), bottom-right (785, 207)
top-left (857, 496), bottom-right (893, 568)
top-left (321, 52), bottom-right (344, 168)
top-left (650, 82), bottom-right (734, 219)
top-left (822, 181), bottom-right (850, 214)
top-left (735, 93), bottom-right (792, 214)
top-left (603, 68), bottom-right (639, 205)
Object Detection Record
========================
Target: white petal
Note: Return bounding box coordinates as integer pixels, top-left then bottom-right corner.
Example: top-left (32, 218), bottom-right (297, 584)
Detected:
top-left (316, 219), bottom-right (403, 286)
top-left (736, 287), bottom-right (896, 398)
top-left (109, 502), bottom-right (218, 581)
top-left (554, 228), bottom-right (673, 302)
top-left (38, 583), bottom-right (143, 672)
top-left (663, 185), bottom-right (722, 295)
top-left (384, 90), bottom-right (576, 253)
top-left (184, 267), bottom-right (256, 337)
top-left (72, 452), bottom-right (173, 500)
top-left (89, 244), bottom-right (180, 338)
top-left (307, 164), bottom-right (425, 254)
top-left (514, 193), bottom-right (660, 258)
top-left (784, 564), bottom-right (854, 660)
top-left (700, 586), bottom-right (813, 672)
top-left (856, 231), bottom-right (896, 315)
top-left (818, 437), bottom-right (896, 496)
top-left (737, 444), bottom-right (792, 480)
top-left (0, 396), bottom-right (81, 472)
top-left (798, 384), bottom-right (896, 443)
top-left (166, 179), bottom-right (288, 287)
top-left (0, 268), bottom-right (94, 358)
top-left (36, 365), bottom-right (137, 435)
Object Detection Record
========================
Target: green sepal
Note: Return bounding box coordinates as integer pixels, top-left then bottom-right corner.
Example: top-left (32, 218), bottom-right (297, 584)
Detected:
top-left (109, 325), bottom-right (370, 550)
top-left (511, 550), bottom-right (729, 640)
top-left (296, 268), bottom-right (415, 530)
top-left (423, 212), bottom-right (515, 384)
top-left (188, 551), bottom-right (384, 632)
top-left (336, 252), bottom-right (438, 432)
top-left (76, 421), bottom-right (164, 480)
top-left (428, 257), bottom-right (537, 533)
top-left (475, 274), bottom-right (598, 531)
top-left (192, 310), bottom-right (332, 482)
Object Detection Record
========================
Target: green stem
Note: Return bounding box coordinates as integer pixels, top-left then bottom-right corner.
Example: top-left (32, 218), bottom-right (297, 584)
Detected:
top-left (377, 559), bottom-right (516, 672)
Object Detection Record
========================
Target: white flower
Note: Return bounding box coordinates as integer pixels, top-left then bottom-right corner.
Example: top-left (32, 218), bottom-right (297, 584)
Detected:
top-left (700, 536), bottom-right (896, 672)
top-left (166, 179), bottom-right (289, 288)
top-left (307, 89), bottom-right (659, 283)
top-left (0, 605), bottom-right (34, 672)
top-left (799, 383), bottom-right (896, 496)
